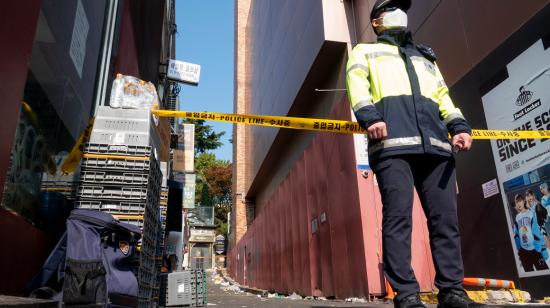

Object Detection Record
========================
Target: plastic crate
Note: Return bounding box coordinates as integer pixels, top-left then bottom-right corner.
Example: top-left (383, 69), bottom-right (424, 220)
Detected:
top-left (155, 260), bottom-right (163, 269)
top-left (81, 151), bottom-right (161, 176)
top-left (75, 200), bottom-right (146, 214)
top-left (140, 253), bottom-right (155, 271)
top-left (141, 232), bottom-right (156, 253)
top-left (138, 298), bottom-right (151, 308)
top-left (143, 210), bottom-right (158, 231)
top-left (96, 106), bottom-right (153, 119)
top-left (164, 272), bottom-right (193, 306)
top-left (159, 274), bottom-right (168, 307)
top-left (80, 169), bottom-right (150, 185)
top-left (77, 183), bottom-right (160, 205)
top-left (89, 130), bottom-right (160, 150)
top-left (138, 272), bottom-right (154, 288)
top-left (138, 291), bottom-right (153, 308)
top-left (139, 260), bottom-right (157, 278)
top-left (116, 214), bottom-right (159, 237)
top-left (92, 107), bottom-right (160, 151)
top-left (93, 116), bottom-right (152, 133)
top-left (82, 156), bottom-right (153, 172)
top-left (83, 143), bottom-right (153, 156)
top-left (118, 217), bottom-right (144, 229)
top-left (77, 185), bottom-right (149, 200)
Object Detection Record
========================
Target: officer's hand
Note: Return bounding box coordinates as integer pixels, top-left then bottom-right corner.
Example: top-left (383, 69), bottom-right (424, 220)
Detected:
top-left (367, 122), bottom-right (387, 140)
top-left (452, 132), bottom-right (473, 151)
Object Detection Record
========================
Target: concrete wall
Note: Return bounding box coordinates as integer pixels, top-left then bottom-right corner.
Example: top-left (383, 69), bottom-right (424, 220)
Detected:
top-left (248, 0), bottom-right (325, 178)
top-left (233, 0), bottom-right (353, 244)
top-left (229, 99), bottom-right (373, 298)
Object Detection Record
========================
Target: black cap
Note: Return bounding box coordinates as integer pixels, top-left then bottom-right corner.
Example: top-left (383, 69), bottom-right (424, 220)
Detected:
top-left (370, 0), bottom-right (412, 21)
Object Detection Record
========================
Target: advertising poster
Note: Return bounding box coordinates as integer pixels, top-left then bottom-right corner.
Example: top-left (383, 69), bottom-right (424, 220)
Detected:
top-left (482, 39), bottom-right (550, 277)
top-left (173, 124), bottom-right (194, 172)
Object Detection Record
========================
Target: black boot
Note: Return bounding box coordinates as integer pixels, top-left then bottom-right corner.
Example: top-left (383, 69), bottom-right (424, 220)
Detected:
top-left (394, 294), bottom-right (427, 308)
top-left (437, 289), bottom-right (485, 308)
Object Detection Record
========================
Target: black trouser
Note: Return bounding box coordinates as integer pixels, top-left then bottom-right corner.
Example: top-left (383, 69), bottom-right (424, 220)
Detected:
top-left (371, 154), bottom-right (464, 301)
top-left (518, 249), bottom-right (549, 272)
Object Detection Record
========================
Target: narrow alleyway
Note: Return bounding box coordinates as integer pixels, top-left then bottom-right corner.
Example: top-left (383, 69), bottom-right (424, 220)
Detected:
top-left (207, 272), bottom-right (397, 308)
top-left (206, 272), bottom-right (550, 308)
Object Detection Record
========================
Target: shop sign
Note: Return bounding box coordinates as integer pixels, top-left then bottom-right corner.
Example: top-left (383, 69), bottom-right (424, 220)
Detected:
top-left (189, 229), bottom-right (216, 242)
top-left (215, 235), bottom-right (225, 254)
top-left (168, 59), bottom-right (201, 86)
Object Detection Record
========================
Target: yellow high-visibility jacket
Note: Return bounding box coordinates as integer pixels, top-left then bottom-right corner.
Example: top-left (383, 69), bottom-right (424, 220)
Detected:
top-left (346, 31), bottom-right (471, 160)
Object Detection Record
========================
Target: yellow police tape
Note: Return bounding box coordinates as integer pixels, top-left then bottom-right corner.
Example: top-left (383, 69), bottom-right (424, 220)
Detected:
top-left (60, 117), bottom-right (95, 174)
top-left (152, 110), bottom-right (550, 140)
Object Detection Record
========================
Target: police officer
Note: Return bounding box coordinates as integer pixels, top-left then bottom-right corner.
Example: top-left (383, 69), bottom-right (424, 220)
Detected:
top-left (346, 1), bottom-right (483, 307)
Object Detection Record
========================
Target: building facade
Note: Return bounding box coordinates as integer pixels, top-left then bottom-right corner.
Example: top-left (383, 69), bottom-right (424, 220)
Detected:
top-left (231, 0), bottom-right (550, 299)
top-left (0, 0), bottom-right (176, 295)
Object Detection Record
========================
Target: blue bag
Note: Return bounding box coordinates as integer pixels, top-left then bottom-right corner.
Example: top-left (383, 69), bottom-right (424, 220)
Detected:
top-left (27, 209), bottom-right (142, 307)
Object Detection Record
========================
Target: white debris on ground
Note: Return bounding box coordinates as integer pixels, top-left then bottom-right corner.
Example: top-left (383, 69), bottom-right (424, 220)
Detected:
top-left (287, 292), bottom-right (302, 300)
top-left (482, 290), bottom-right (532, 305)
top-left (345, 297), bottom-right (368, 303)
top-left (213, 270), bottom-right (373, 303)
top-left (213, 272), bottom-right (542, 306)
top-left (212, 271), bottom-right (244, 293)
top-left (224, 284), bottom-right (243, 293)
top-left (211, 272), bottom-right (224, 285)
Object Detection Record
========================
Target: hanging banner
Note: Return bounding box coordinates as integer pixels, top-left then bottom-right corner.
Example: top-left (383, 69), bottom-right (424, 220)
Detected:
top-left (183, 173), bottom-right (196, 209)
top-left (482, 38), bottom-right (550, 278)
top-left (173, 124), bottom-right (195, 172)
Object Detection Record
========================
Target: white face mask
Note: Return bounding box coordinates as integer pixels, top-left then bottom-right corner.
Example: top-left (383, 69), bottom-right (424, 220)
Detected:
top-left (380, 9), bottom-right (408, 29)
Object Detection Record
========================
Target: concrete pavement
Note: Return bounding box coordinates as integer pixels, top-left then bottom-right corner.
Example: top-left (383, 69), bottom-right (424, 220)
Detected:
top-left (206, 272), bottom-right (550, 308)
top-left (207, 272), bottom-right (402, 308)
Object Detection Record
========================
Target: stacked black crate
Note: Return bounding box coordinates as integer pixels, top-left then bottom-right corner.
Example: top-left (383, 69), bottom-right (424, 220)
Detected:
top-left (153, 162), bottom-right (169, 302)
top-left (158, 273), bottom-right (169, 307)
top-left (190, 270), bottom-right (207, 307)
top-left (75, 107), bottom-right (162, 307)
top-left (159, 161), bottom-right (169, 262)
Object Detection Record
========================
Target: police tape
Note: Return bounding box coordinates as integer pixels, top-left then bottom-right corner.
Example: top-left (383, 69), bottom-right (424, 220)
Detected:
top-left (152, 110), bottom-right (366, 133)
top-left (60, 117), bottom-right (95, 174)
top-left (152, 110), bottom-right (550, 140)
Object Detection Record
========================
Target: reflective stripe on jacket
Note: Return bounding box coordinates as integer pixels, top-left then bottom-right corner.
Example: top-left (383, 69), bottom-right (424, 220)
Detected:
top-left (346, 31), bottom-right (471, 161)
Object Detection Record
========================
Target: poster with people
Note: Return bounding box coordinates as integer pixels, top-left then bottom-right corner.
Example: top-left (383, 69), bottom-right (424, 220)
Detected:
top-left (482, 38), bottom-right (550, 277)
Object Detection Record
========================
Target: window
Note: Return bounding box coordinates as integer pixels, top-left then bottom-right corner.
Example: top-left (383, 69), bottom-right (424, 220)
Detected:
top-left (2, 0), bottom-right (109, 238)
